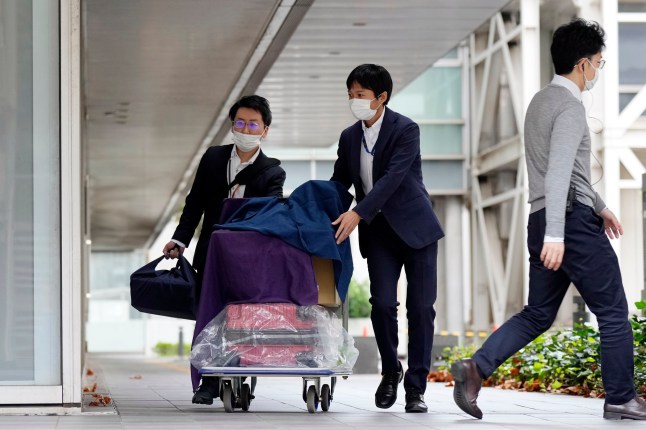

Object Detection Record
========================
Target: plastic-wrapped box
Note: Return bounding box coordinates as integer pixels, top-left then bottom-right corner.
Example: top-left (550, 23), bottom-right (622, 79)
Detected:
top-left (190, 304), bottom-right (358, 371)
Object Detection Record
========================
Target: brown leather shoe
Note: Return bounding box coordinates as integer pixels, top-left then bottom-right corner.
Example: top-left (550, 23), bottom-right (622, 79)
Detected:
top-left (604, 396), bottom-right (646, 420)
top-left (451, 359), bottom-right (483, 419)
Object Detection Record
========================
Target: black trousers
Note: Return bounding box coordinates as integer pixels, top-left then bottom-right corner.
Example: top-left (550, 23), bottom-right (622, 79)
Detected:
top-left (473, 203), bottom-right (635, 405)
top-left (363, 214), bottom-right (438, 393)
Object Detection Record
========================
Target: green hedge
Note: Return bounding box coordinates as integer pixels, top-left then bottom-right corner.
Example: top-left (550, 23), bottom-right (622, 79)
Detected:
top-left (153, 342), bottom-right (191, 357)
top-left (348, 278), bottom-right (371, 318)
top-left (441, 301), bottom-right (646, 397)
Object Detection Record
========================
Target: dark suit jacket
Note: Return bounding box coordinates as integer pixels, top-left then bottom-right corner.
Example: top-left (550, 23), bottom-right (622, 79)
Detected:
top-left (172, 144), bottom-right (285, 274)
top-left (331, 107), bottom-right (444, 257)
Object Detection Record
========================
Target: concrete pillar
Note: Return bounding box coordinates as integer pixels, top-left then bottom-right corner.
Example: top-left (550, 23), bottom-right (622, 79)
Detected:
top-left (444, 197), bottom-right (465, 339)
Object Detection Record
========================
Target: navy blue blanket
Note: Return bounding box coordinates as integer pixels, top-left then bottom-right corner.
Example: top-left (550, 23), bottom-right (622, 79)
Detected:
top-left (215, 180), bottom-right (354, 301)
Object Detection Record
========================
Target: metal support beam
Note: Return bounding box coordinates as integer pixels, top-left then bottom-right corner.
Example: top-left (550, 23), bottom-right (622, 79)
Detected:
top-left (468, 0), bottom-right (541, 331)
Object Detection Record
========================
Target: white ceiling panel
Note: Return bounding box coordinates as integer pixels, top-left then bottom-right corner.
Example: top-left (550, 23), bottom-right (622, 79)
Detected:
top-left (84, 0), bottom-right (284, 250)
top-left (255, 0), bottom-right (511, 149)
top-left (84, 0), bottom-right (511, 251)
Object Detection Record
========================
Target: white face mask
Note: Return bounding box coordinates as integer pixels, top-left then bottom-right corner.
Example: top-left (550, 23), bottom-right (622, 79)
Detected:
top-left (584, 59), bottom-right (601, 91)
top-left (349, 96), bottom-right (381, 121)
top-left (232, 130), bottom-right (262, 152)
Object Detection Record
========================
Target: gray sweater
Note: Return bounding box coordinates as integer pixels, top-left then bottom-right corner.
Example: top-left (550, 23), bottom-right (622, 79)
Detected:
top-left (524, 83), bottom-right (606, 239)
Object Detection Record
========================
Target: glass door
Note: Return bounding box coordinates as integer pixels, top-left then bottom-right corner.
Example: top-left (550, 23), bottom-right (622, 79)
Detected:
top-left (0, 0), bottom-right (62, 403)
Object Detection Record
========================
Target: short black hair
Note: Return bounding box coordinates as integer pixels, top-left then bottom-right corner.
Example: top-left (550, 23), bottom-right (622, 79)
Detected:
top-left (228, 95), bottom-right (272, 126)
top-left (346, 64), bottom-right (393, 105)
top-left (551, 19), bottom-right (605, 75)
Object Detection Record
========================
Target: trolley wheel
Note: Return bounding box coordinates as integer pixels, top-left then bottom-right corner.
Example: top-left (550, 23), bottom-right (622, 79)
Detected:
top-left (240, 384), bottom-right (251, 411)
top-left (222, 384), bottom-right (235, 413)
top-left (306, 385), bottom-right (318, 413)
top-left (320, 384), bottom-right (331, 411)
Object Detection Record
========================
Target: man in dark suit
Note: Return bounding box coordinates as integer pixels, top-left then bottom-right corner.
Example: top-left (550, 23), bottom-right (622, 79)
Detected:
top-left (163, 94), bottom-right (285, 404)
top-left (331, 64), bottom-right (444, 413)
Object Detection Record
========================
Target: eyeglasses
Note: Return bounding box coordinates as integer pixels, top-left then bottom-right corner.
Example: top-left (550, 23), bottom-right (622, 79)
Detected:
top-left (584, 58), bottom-right (606, 69)
top-left (232, 120), bottom-right (264, 133)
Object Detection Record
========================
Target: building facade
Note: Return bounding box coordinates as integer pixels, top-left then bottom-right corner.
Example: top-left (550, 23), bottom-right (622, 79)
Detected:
top-left (1, 0), bottom-right (644, 408)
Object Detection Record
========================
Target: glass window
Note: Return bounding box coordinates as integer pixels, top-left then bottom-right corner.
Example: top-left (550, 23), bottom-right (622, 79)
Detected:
top-left (619, 93), bottom-right (646, 116)
top-left (422, 161), bottom-right (464, 191)
top-left (420, 125), bottom-right (463, 155)
top-left (91, 252), bottom-right (144, 291)
top-left (620, 93), bottom-right (635, 111)
top-left (281, 161), bottom-right (312, 191)
top-left (387, 64), bottom-right (466, 187)
top-left (443, 48), bottom-right (459, 59)
top-left (389, 68), bottom-right (462, 120)
top-left (0, 0), bottom-right (60, 385)
top-left (619, 23), bottom-right (646, 85)
top-left (619, 2), bottom-right (646, 12)
top-left (315, 161), bottom-right (335, 181)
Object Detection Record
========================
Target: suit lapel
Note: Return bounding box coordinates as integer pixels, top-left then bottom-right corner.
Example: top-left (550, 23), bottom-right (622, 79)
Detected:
top-left (372, 108), bottom-right (395, 180)
top-left (349, 123), bottom-right (362, 188)
top-left (221, 144), bottom-right (233, 189)
top-left (240, 148), bottom-right (266, 197)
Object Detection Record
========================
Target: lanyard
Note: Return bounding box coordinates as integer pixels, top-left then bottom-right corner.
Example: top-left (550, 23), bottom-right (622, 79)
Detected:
top-left (362, 133), bottom-right (376, 156)
top-left (227, 158), bottom-right (241, 198)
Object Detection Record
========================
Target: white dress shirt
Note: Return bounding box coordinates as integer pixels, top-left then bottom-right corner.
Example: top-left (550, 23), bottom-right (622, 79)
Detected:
top-left (228, 145), bottom-right (260, 198)
top-left (551, 74), bottom-right (582, 102)
top-left (360, 109), bottom-right (385, 195)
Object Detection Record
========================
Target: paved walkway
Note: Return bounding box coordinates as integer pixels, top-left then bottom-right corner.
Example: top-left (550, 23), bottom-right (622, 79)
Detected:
top-left (0, 353), bottom-right (643, 429)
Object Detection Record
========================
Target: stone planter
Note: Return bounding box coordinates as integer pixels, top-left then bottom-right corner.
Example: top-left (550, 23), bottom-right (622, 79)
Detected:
top-left (347, 318), bottom-right (379, 374)
top-left (352, 336), bottom-right (379, 374)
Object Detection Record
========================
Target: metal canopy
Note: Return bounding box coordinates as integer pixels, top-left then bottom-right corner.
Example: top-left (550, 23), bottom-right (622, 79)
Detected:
top-left (83, 0), bottom-right (510, 251)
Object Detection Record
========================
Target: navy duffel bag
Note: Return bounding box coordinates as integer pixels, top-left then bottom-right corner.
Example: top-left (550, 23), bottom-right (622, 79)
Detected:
top-left (130, 255), bottom-right (197, 320)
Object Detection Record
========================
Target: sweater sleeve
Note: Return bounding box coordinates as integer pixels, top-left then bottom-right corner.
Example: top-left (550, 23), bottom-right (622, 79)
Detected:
top-left (544, 102), bottom-right (586, 238)
top-left (593, 191), bottom-right (607, 214)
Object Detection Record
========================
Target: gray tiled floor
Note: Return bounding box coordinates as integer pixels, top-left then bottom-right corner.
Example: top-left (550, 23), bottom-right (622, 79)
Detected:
top-left (0, 353), bottom-right (644, 429)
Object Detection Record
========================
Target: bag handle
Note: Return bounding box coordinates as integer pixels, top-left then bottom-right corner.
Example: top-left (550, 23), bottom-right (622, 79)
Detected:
top-left (134, 255), bottom-right (166, 273)
top-left (133, 255), bottom-right (194, 279)
top-left (175, 255), bottom-right (196, 280)
top-left (228, 156), bottom-right (281, 191)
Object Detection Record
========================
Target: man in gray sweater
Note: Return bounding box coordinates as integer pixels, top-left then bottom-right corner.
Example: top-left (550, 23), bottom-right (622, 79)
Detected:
top-left (452, 19), bottom-right (646, 420)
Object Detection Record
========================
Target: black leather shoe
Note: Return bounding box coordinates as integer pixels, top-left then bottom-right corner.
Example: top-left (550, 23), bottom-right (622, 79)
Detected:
top-left (375, 361), bottom-right (403, 409)
top-left (604, 396), bottom-right (646, 420)
top-left (192, 377), bottom-right (219, 405)
top-left (451, 359), bottom-right (483, 419)
top-left (405, 388), bottom-right (427, 413)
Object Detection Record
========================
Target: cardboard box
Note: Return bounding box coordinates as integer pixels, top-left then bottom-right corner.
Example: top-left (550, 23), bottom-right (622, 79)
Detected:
top-left (312, 256), bottom-right (341, 306)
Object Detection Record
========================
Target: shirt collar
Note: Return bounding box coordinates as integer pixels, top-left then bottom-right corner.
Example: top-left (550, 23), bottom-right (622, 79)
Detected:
top-left (361, 107), bottom-right (385, 135)
top-left (551, 75), bottom-right (582, 102)
top-left (230, 145), bottom-right (260, 165)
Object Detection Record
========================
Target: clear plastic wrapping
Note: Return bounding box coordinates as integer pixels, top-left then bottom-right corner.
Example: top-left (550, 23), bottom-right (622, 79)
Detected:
top-left (190, 304), bottom-right (358, 371)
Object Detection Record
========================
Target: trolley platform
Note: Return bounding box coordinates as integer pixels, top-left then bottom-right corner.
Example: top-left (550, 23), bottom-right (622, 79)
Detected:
top-left (199, 367), bottom-right (352, 413)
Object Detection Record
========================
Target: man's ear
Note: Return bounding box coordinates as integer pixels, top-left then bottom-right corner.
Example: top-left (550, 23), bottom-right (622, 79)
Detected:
top-left (262, 126), bottom-right (270, 139)
top-left (379, 91), bottom-right (388, 104)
